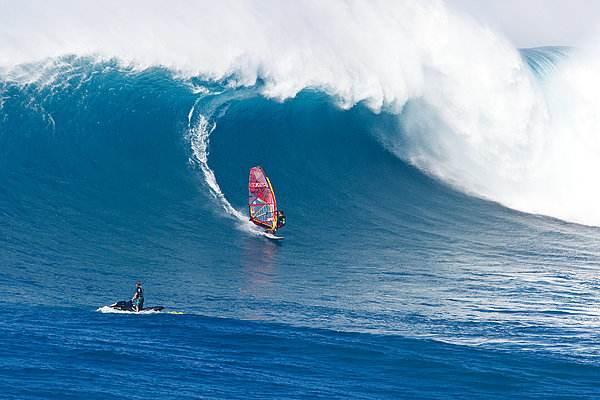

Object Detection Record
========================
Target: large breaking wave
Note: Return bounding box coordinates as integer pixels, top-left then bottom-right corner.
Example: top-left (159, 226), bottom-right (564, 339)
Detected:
top-left (2, 0), bottom-right (600, 226)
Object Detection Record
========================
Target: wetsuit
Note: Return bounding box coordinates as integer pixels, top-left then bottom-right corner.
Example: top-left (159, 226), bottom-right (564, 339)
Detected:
top-left (132, 286), bottom-right (144, 311)
top-left (277, 211), bottom-right (286, 229)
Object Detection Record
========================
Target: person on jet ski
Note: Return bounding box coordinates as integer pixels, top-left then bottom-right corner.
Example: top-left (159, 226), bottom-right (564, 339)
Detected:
top-left (132, 281), bottom-right (144, 312)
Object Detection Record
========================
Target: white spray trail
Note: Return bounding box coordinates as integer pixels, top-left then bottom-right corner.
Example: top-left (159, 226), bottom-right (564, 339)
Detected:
top-left (187, 98), bottom-right (267, 235)
top-left (187, 104), bottom-right (242, 219)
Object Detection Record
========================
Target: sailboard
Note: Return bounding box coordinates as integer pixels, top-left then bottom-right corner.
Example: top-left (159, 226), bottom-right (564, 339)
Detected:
top-left (248, 166), bottom-right (284, 239)
top-left (262, 231), bottom-right (284, 240)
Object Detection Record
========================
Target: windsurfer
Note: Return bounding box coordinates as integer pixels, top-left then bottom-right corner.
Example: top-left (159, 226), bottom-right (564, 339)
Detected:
top-left (248, 166), bottom-right (286, 238)
top-left (276, 210), bottom-right (286, 229)
top-left (266, 211), bottom-right (286, 234)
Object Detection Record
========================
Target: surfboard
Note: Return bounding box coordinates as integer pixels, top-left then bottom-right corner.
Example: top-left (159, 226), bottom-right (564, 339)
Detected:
top-left (262, 231), bottom-right (284, 240)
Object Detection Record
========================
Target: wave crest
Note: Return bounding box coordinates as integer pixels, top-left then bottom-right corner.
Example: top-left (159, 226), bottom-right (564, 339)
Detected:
top-left (3, 1), bottom-right (600, 225)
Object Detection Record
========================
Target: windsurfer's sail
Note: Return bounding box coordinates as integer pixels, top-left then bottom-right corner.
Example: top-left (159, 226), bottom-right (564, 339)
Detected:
top-left (248, 166), bottom-right (278, 231)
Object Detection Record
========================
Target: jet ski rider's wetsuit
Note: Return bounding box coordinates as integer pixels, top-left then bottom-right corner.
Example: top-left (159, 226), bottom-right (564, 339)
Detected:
top-left (132, 282), bottom-right (144, 312)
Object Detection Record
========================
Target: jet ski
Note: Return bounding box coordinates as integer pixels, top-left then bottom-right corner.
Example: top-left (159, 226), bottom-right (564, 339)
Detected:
top-left (109, 300), bottom-right (164, 312)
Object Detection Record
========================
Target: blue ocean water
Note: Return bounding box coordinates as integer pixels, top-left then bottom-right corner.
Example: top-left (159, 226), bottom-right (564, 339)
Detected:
top-left (1, 50), bottom-right (599, 399)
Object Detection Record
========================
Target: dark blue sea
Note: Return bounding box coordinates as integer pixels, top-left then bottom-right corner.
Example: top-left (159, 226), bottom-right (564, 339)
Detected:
top-left (1, 46), bottom-right (599, 399)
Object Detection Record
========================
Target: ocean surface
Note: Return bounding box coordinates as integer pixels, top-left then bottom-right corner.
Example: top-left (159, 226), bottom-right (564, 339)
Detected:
top-left (1, 2), bottom-right (600, 398)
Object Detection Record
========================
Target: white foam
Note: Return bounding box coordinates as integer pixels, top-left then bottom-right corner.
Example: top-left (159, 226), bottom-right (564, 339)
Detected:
top-left (188, 112), bottom-right (244, 218)
top-left (187, 101), bottom-right (271, 237)
top-left (0, 0), bottom-right (474, 111)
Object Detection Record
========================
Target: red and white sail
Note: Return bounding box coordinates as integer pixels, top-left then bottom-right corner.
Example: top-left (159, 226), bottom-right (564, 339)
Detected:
top-left (248, 166), bottom-right (278, 231)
